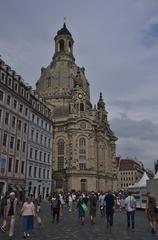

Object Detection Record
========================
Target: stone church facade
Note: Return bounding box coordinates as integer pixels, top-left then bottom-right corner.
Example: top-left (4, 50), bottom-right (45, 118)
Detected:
top-left (36, 23), bottom-right (118, 192)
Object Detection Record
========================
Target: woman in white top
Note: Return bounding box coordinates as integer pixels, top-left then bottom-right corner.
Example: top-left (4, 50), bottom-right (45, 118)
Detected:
top-left (21, 196), bottom-right (35, 238)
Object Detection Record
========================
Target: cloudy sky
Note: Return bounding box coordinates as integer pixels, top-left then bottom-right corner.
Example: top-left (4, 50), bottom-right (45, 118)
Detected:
top-left (1, 0), bottom-right (158, 170)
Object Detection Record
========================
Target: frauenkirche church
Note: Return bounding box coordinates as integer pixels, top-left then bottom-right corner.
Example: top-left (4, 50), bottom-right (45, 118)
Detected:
top-left (36, 22), bottom-right (118, 192)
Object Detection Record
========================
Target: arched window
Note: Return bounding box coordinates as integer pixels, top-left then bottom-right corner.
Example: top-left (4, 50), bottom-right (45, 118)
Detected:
top-left (69, 77), bottom-right (74, 88)
top-left (59, 39), bottom-right (65, 51)
top-left (58, 139), bottom-right (65, 171)
top-left (47, 78), bottom-right (51, 87)
top-left (80, 103), bottom-right (84, 112)
top-left (79, 138), bottom-right (86, 170)
top-left (68, 41), bottom-right (72, 52)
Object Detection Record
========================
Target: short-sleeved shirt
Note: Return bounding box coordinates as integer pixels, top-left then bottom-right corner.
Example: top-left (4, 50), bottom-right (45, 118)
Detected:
top-left (99, 195), bottom-right (105, 206)
top-left (124, 196), bottom-right (136, 212)
top-left (104, 194), bottom-right (115, 210)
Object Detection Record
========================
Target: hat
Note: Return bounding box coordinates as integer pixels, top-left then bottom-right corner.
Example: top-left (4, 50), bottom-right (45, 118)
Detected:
top-left (10, 192), bottom-right (15, 196)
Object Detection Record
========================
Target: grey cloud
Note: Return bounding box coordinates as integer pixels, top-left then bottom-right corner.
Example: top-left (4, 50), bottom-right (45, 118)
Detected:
top-left (110, 116), bottom-right (158, 141)
top-left (142, 15), bottom-right (158, 47)
top-left (109, 98), bottom-right (158, 109)
top-left (1, 0), bottom-right (158, 169)
top-left (116, 137), bottom-right (157, 169)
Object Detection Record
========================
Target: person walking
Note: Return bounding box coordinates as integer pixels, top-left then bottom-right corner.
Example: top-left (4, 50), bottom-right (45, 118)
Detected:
top-left (68, 193), bottom-right (73, 212)
top-left (146, 193), bottom-right (157, 234)
top-left (104, 190), bottom-right (116, 228)
top-left (0, 192), bottom-right (8, 232)
top-left (1, 192), bottom-right (18, 240)
top-left (124, 192), bottom-right (136, 230)
top-left (51, 194), bottom-right (61, 223)
top-left (59, 192), bottom-right (65, 217)
top-left (99, 191), bottom-right (105, 217)
top-left (89, 191), bottom-right (97, 225)
top-left (21, 196), bottom-right (35, 238)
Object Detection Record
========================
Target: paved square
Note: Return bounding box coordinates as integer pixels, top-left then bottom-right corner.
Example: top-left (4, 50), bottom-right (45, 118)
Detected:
top-left (0, 201), bottom-right (158, 240)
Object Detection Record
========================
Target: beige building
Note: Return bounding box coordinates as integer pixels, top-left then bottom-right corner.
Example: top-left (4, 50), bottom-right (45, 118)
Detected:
top-left (36, 23), bottom-right (118, 192)
top-left (118, 158), bottom-right (144, 190)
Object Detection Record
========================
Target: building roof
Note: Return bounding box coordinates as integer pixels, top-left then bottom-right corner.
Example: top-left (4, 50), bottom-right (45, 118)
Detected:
top-left (154, 170), bottom-right (158, 179)
top-left (57, 23), bottom-right (72, 37)
top-left (129, 172), bottom-right (149, 188)
top-left (119, 159), bottom-right (142, 171)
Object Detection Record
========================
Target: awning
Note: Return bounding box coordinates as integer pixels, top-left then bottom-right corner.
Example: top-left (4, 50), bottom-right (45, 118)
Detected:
top-left (8, 185), bottom-right (17, 191)
top-left (15, 185), bottom-right (23, 191)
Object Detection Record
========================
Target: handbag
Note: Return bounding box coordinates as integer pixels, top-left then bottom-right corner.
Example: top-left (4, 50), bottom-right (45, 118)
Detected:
top-left (81, 203), bottom-right (88, 212)
top-left (36, 214), bottom-right (42, 225)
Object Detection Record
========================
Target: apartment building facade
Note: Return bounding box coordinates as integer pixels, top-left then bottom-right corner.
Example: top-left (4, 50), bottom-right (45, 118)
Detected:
top-left (0, 58), bottom-right (53, 199)
top-left (26, 93), bottom-right (53, 199)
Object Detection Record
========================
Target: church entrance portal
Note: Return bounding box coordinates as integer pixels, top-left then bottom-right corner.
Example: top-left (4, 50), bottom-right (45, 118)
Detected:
top-left (80, 179), bottom-right (87, 192)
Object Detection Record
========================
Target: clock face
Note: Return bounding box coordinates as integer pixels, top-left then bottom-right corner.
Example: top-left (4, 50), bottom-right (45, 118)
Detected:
top-left (78, 93), bottom-right (83, 99)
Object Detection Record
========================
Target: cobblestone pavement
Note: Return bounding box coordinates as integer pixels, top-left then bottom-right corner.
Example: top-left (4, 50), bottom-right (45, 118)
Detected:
top-left (0, 201), bottom-right (158, 240)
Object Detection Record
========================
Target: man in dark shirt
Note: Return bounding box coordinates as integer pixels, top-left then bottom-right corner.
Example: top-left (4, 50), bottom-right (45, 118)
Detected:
top-left (104, 190), bottom-right (116, 228)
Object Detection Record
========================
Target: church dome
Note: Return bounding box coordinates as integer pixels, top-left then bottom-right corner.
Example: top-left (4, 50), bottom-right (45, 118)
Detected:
top-left (57, 23), bottom-right (72, 37)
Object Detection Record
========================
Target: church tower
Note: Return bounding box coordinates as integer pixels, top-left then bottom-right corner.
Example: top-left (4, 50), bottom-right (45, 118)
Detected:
top-left (36, 23), bottom-right (118, 192)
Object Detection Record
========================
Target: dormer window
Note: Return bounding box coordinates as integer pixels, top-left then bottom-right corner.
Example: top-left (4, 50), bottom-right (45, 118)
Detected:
top-left (8, 78), bottom-right (12, 87)
top-left (21, 88), bottom-right (24, 96)
top-left (1, 72), bottom-right (5, 82)
top-left (14, 83), bottom-right (18, 92)
top-left (26, 92), bottom-right (29, 100)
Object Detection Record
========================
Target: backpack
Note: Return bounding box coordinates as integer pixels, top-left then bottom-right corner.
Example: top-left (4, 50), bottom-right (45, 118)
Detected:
top-left (51, 198), bottom-right (58, 208)
top-left (91, 195), bottom-right (97, 206)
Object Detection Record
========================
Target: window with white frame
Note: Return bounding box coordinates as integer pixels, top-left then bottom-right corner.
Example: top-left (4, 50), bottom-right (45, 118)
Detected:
top-left (3, 133), bottom-right (7, 146)
top-left (17, 139), bottom-right (20, 151)
top-left (0, 90), bottom-right (3, 101)
top-left (15, 159), bottom-right (19, 173)
top-left (12, 116), bottom-right (16, 128)
top-left (10, 136), bottom-right (14, 149)
top-left (5, 112), bottom-right (9, 125)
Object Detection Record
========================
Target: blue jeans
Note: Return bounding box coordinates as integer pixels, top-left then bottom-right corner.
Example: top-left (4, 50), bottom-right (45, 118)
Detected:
top-left (22, 215), bottom-right (34, 232)
top-left (127, 211), bottom-right (135, 228)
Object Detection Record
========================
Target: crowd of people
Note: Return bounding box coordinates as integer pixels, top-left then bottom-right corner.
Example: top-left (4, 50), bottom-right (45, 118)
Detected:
top-left (49, 190), bottom-right (158, 233)
top-left (0, 190), bottom-right (157, 239)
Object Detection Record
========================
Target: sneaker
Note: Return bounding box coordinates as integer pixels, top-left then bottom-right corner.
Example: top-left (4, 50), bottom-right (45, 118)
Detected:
top-left (1, 226), bottom-right (6, 233)
top-left (23, 232), bottom-right (26, 238)
top-left (27, 233), bottom-right (30, 238)
top-left (151, 228), bottom-right (155, 234)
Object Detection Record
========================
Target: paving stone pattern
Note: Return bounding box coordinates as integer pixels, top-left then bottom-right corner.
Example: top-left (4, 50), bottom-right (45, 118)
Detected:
top-left (0, 201), bottom-right (158, 240)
